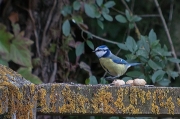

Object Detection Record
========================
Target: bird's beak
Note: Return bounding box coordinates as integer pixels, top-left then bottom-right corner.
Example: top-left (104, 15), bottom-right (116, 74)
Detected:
top-left (92, 50), bottom-right (96, 52)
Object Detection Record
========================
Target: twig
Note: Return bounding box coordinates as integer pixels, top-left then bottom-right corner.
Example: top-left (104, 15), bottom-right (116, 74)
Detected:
top-left (112, 8), bottom-right (124, 15)
top-left (77, 24), bottom-right (120, 45)
top-left (130, 0), bottom-right (135, 12)
top-left (16, 3), bottom-right (41, 57)
top-left (154, 0), bottom-right (180, 73)
top-left (121, 0), bottom-right (141, 39)
top-left (41, 0), bottom-right (57, 53)
top-left (168, 0), bottom-right (174, 29)
top-left (139, 14), bottom-right (160, 17)
top-left (49, 46), bottom-right (58, 83)
top-left (28, 9), bottom-right (41, 57)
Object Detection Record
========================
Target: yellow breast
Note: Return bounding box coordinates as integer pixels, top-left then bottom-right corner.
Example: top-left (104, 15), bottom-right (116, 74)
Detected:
top-left (99, 58), bottom-right (127, 76)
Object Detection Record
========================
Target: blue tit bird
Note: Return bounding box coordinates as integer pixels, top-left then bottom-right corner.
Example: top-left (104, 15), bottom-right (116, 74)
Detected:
top-left (93, 45), bottom-right (141, 80)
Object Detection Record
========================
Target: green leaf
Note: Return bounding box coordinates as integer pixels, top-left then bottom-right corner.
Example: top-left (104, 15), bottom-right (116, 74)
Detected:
top-left (100, 77), bottom-right (107, 84)
top-left (89, 75), bottom-right (98, 85)
top-left (152, 47), bottom-right (171, 57)
top-left (85, 78), bottom-right (90, 85)
top-left (157, 78), bottom-right (171, 86)
top-left (151, 69), bottom-right (165, 83)
top-left (49, 43), bottom-right (56, 53)
top-left (95, 10), bottom-right (101, 18)
top-left (115, 15), bottom-right (127, 23)
top-left (148, 59), bottom-right (162, 70)
top-left (12, 23), bottom-right (20, 36)
top-left (136, 49), bottom-right (149, 58)
top-left (125, 9), bottom-right (132, 21)
top-left (122, 77), bottom-right (132, 82)
top-left (104, 1), bottom-right (115, 8)
top-left (109, 117), bottom-right (119, 119)
top-left (10, 36), bottom-right (33, 67)
top-left (0, 24), bottom-right (12, 60)
top-left (61, 5), bottom-right (72, 16)
top-left (32, 58), bottom-right (41, 67)
top-left (117, 43), bottom-right (128, 50)
top-left (139, 35), bottom-right (150, 53)
top-left (166, 70), bottom-right (179, 79)
top-left (128, 22), bottom-right (134, 29)
top-left (125, 54), bottom-right (137, 60)
top-left (73, 1), bottom-right (81, 10)
top-left (148, 29), bottom-right (157, 44)
top-left (72, 15), bottom-right (83, 23)
top-left (97, 20), bottom-right (104, 29)
top-left (0, 58), bottom-right (8, 66)
top-left (86, 40), bottom-right (94, 50)
top-left (84, 3), bottom-right (95, 18)
top-left (126, 71), bottom-right (143, 78)
top-left (125, 36), bottom-right (137, 53)
top-left (75, 42), bottom-right (84, 56)
top-left (96, 0), bottom-right (103, 6)
top-left (132, 15), bottom-right (142, 22)
top-left (102, 7), bottom-right (110, 14)
top-left (168, 58), bottom-right (180, 63)
top-left (102, 12), bottom-right (113, 21)
top-left (62, 20), bottom-right (70, 36)
top-left (17, 67), bottom-right (42, 84)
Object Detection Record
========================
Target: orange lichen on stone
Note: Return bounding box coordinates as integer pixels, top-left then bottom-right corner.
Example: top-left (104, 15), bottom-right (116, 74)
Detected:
top-left (177, 98), bottom-right (180, 106)
top-left (91, 87), bottom-right (115, 114)
top-left (114, 88), bottom-right (125, 112)
top-left (38, 88), bottom-right (48, 112)
top-left (59, 85), bottom-right (76, 113)
top-left (75, 93), bottom-right (89, 113)
top-left (130, 87), bottom-right (138, 105)
top-left (125, 104), bottom-right (141, 114)
top-left (146, 90), bottom-right (151, 100)
top-left (114, 87), bottom-right (141, 114)
top-left (0, 65), bottom-right (36, 119)
top-left (50, 84), bottom-right (57, 112)
top-left (151, 103), bottom-right (159, 114)
top-left (0, 86), bottom-right (8, 114)
top-left (151, 90), bottom-right (159, 114)
top-left (165, 97), bottom-right (175, 114)
top-left (137, 89), bottom-right (146, 104)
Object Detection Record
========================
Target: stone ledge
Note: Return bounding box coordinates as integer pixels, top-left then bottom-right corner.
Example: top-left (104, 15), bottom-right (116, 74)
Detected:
top-left (36, 83), bottom-right (180, 116)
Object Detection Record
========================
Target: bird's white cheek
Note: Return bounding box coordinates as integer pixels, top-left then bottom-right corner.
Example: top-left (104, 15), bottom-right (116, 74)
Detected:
top-left (95, 51), bottom-right (106, 57)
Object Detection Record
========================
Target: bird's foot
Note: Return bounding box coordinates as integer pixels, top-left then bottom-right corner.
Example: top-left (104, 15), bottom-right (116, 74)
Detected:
top-left (105, 76), bottom-right (119, 81)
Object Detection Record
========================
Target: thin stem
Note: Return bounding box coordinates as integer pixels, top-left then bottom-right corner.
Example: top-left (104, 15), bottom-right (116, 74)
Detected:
top-left (121, 0), bottom-right (141, 39)
top-left (77, 24), bottom-right (120, 45)
top-left (154, 0), bottom-right (180, 73)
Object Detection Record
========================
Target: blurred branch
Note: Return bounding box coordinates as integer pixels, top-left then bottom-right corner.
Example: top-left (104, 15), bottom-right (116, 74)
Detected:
top-left (77, 24), bottom-right (120, 45)
top-left (168, 0), bottom-right (174, 28)
top-left (49, 46), bottom-right (58, 83)
top-left (41, 0), bottom-right (57, 53)
top-left (139, 14), bottom-right (160, 17)
top-left (112, 8), bottom-right (124, 15)
top-left (154, 0), bottom-right (180, 73)
top-left (121, 0), bottom-right (141, 39)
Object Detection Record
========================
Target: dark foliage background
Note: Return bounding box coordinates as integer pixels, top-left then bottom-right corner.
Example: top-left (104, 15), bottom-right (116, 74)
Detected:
top-left (0, 0), bottom-right (180, 118)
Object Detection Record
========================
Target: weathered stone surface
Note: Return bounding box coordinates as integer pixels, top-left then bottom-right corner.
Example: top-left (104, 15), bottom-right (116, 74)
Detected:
top-left (0, 64), bottom-right (37, 119)
top-left (1, 64), bottom-right (180, 117)
top-left (37, 84), bottom-right (180, 116)
top-left (0, 86), bottom-right (8, 114)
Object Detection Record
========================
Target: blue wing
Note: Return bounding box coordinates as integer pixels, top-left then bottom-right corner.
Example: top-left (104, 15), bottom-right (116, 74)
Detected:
top-left (112, 59), bottom-right (128, 64)
top-left (109, 54), bottom-right (128, 64)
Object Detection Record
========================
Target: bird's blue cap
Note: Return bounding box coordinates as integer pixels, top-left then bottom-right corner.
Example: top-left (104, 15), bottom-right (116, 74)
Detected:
top-left (98, 45), bottom-right (108, 48)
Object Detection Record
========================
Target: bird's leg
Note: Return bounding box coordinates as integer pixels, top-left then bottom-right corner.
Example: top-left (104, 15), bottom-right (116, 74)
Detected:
top-left (105, 75), bottom-right (120, 81)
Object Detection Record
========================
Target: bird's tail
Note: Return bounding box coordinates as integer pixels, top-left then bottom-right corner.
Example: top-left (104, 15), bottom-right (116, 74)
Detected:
top-left (127, 63), bottom-right (141, 68)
